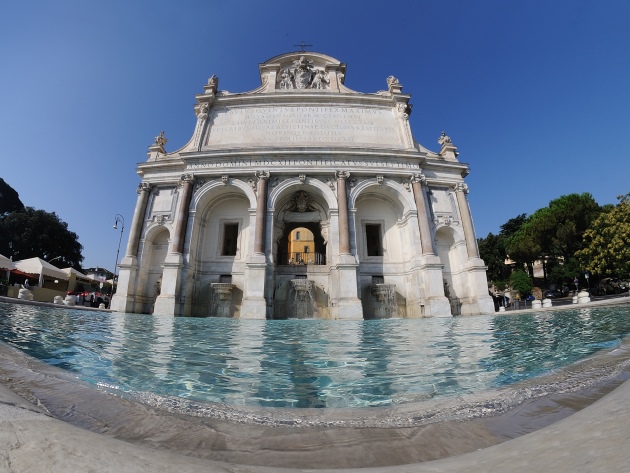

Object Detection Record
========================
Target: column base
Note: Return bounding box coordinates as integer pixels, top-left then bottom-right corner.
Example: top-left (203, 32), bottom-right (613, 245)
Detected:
top-left (424, 297), bottom-right (453, 317)
top-left (153, 295), bottom-right (179, 316)
top-left (332, 298), bottom-right (364, 320)
top-left (460, 295), bottom-right (495, 315)
top-left (110, 294), bottom-right (137, 313)
top-left (239, 299), bottom-right (267, 319)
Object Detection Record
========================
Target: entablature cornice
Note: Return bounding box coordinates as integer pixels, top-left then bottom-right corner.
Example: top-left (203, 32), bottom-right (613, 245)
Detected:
top-left (179, 146), bottom-right (425, 161)
top-left (194, 90), bottom-right (412, 109)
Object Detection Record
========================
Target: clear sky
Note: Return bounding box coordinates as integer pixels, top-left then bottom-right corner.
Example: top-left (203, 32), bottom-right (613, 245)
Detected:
top-left (1, 0), bottom-right (628, 270)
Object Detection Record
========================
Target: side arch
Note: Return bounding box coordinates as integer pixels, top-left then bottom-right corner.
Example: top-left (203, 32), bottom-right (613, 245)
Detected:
top-left (191, 178), bottom-right (257, 212)
top-left (269, 177), bottom-right (338, 210)
top-left (349, 178), bottom-right (415, 215)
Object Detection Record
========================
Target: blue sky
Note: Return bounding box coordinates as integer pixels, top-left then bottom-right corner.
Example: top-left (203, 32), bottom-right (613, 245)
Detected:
top-left (1, 0), bottom-right (628, 269)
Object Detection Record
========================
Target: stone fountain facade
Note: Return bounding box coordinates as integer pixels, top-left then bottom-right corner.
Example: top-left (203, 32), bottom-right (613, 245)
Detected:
top-left (111, 52), bottom-right (494, 319)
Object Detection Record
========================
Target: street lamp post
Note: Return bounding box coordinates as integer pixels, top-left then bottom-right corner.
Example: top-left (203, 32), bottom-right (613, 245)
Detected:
top-left (112, 214), bottom-right (125, 298)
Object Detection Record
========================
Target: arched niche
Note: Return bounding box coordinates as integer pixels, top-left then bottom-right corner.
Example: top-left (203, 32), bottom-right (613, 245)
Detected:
top-left (273, 188), bottom-right (329, 266)
top-left (137, 226), bottom-right (170, 314)
top-left (435, 226), bottom-right (466, 315)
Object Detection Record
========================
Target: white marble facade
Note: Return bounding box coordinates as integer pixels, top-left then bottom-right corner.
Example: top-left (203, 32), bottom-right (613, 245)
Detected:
top-left (111, 52), bottom-right (494, 319)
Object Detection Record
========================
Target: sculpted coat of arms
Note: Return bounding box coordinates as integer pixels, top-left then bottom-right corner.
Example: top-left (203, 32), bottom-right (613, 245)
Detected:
top-left (277, 56), bottom-right (329, 89)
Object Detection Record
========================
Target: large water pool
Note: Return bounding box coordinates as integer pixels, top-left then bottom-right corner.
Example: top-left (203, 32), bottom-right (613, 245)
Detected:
top-left (1, 301), bottom-right (629, 410)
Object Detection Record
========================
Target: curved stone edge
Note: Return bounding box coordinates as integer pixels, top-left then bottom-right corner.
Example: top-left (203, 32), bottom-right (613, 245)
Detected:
top-left (1, 375), bottom-right (630, 473)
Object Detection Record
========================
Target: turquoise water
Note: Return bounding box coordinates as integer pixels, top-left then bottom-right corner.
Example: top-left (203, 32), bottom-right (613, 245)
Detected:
top-left (1, 301), bottom-right (629, 408)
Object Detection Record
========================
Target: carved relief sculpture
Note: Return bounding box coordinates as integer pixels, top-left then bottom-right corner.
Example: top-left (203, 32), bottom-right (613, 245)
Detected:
top-left (194, 179), bottom-right (206, 192)
top-left (278, 69), bottom-right (294, 89)
top-left (196, 102), bottom-right (209, 120)
top-left (293, 56), bottom-right (314, 89)
top-left (310, 69), bottom-right (329, 89)
top-left (293, 191), bottom-right (313, 212)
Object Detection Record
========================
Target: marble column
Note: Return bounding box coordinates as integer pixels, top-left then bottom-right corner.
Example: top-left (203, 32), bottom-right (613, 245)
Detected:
top-left (153, 173), bottom-right (195, 316)
top-left (170, 174), bottom-right (195, 254)
top-left (125, 182), bottom-right (152, 258)
top-left (332, 170), bottom-right (362, 319)
top-left (454, 183), bottom-right (479, 259)
top-left (240, 170), bottom-right (269, 319)
top-left (110, 182), bottom-right (152, 313)
top-left (336, 171), bottom-right (351, 255)
top-left (411, 173), bottom-right (435, 255)
top-left (453, 183), bottom-right (494, 315)
top-left (254, 171), bottom-right (270, 255)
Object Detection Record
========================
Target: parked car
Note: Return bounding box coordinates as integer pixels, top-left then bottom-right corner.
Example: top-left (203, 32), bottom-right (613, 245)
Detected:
top-left (543, 289), bottom-right (564, 298)
top-left (597, 278), bottom-right (629, 295)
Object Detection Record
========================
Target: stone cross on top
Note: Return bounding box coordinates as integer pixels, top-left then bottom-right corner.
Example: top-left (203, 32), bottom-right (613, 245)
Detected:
top-left (293, 41), bottom-right (313, 52)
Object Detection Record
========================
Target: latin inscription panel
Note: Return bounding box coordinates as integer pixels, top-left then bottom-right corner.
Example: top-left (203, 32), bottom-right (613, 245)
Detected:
top-left (204, 106), bottom-right (403, 149)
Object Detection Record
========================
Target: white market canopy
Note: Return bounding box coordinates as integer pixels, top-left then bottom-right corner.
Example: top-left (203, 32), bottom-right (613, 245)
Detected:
top-left (0, 253), bottom-right (12, 270)
top-left (12, 257), bottom-right (69, 280)
top-left (62, 267), bottom-right (94, 283)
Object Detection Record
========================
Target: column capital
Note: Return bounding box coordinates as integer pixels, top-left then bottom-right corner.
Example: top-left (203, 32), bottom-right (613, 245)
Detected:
top-left (179, 173), bottom-right (195, 185)
top-left (410, 173), bottom-right (427, 186)
top-left (137, 182), bottom-right (152, 194)
top-left (336, 170), bottom-right (350, 180)
top-left (454, 182), bottom-right (469, 194)
top-left (255, 170), bottom-right (270, 180)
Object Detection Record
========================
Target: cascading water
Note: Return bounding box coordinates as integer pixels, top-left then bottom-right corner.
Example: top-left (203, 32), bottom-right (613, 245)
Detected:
top-left (290, 279), bottom-right (315, 319)
top-left (370, 284), bottom-right (397, 319)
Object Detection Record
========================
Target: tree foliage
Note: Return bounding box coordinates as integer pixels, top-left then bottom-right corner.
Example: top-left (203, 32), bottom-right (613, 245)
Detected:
top-left (577, 194), bottom-right (630, 279)
top-left (0, 207), bottom-right (84, 269)
top-left (504, 193), bottom-right (601, 285)
top-left (478, 214), bottom-right (527, 284)
top-left (510, 269), bottom-right (533, 297)
top-left (0, 178), bottom-right (25, 214)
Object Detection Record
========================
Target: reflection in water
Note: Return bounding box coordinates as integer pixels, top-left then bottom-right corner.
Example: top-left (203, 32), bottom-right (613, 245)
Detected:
top-left (1, 302), bottom-right (630, 408)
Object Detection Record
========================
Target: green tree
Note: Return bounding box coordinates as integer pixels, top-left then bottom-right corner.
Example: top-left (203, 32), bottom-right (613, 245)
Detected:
top-left (0, 178), bottom-right (25, 214)
top-left (510, 269), bottom-right (533, 298)
top-left (478, 214), bottom-right (528, 285)
top-left (0, 207), bottom-right (83, 269)
top-left (577, 194), bottom-right (630, 279)
top-left (478, 232), bottom-right (506, 283)
top-left (505, 193), bottom-right (601, 286)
